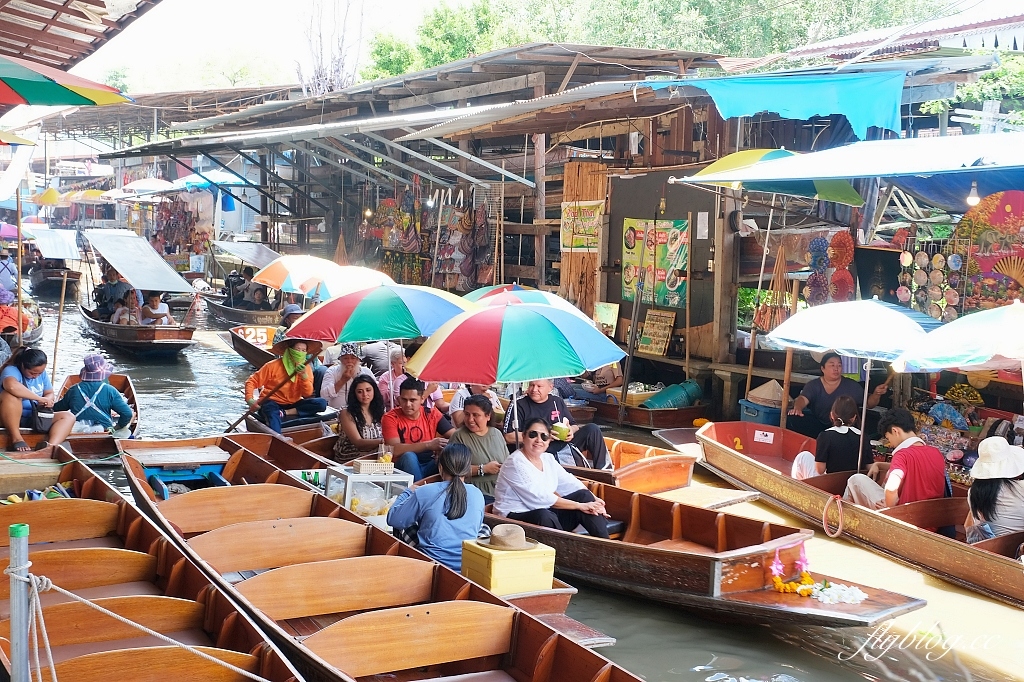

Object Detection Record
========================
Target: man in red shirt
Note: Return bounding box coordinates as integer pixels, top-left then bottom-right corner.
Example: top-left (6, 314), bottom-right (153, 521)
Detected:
top-left (383, 377), bottom-right (455, 480)
top-left (844, 408), bottom-right (949, 509)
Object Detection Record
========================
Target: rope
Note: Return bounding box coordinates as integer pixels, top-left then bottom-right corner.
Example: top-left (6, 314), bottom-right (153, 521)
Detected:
top-left (0, 451), bottom-right (125, 467)
top-left (822, 494), bottom-right (845, 538)
top-left (3, 566), bottom-right (272, 682)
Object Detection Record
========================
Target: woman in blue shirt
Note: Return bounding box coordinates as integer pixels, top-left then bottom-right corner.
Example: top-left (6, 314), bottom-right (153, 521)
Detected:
top-left (0, 347), bottom-right (75, 453)
top-left (387, 443), bottom-right (484, 571)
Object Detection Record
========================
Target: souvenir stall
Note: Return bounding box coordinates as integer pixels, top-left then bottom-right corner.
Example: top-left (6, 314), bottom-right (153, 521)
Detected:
top-left (430, 186), bottom-right (497, 292)
top-left (373, 186), bottom-right (433, 286)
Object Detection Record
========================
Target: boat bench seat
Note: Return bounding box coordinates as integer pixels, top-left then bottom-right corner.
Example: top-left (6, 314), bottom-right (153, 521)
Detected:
top-left (645, 538), bottom-right (716, 554)
top-left (433, 672), bottom-right (517, 681)
top-left (158, 483), bottom-right (315, 535)
top-left (0, 534), bottom-right (122, 561)
top-left (0, 581), bottom-right (162, 620)
top-left (0, 498), bottom-right (119, 553)
top-left (44, 645), bottom-right (260, 682)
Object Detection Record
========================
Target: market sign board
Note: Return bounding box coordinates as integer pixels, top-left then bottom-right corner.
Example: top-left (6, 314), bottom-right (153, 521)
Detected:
top-left (621, 218), bottom-right (689, 307)
top-left (560, 200), bottom-right (605, 252)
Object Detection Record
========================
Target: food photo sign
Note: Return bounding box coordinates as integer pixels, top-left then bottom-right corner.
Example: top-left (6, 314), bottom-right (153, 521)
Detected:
top-left (621, 218), bottom-right (689, 307)
top-left (560, 200), bottom-right (605, 252)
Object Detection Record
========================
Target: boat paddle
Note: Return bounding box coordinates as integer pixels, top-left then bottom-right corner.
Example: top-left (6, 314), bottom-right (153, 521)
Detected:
top-left (224, 354), bottom-right (311, 433)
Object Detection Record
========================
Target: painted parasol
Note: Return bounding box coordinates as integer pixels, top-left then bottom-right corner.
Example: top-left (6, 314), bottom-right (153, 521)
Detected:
top-left (0, 54), bottom-right (131, 106)
top-left (253, 255), bottom-right (393, 299)
top-left (287, 284), bottom-right (476, 343)
top-left (405, 304), bottom-right (624, 385)
top-left (475, 289), bottom-right (593, 323)
top-left (464, 283), bottom-right (536, 302)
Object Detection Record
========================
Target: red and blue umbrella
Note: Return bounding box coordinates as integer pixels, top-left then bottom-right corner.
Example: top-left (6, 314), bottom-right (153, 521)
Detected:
top-left (405, 303), bottom-right (624, 384)
top-left (287, 284), bottom-right (476, 343)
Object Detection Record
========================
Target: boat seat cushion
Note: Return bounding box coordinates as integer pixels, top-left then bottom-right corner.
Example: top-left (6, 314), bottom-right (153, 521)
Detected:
top-left (574, 519), bottom-right (625, 537)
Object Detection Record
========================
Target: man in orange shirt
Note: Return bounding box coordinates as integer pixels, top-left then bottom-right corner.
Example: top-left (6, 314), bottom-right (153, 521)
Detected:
top-left (244, 338), bottom-right (326, 433)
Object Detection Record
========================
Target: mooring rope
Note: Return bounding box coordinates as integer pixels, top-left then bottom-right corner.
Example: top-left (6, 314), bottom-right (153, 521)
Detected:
top-left (822, 494), bottom-right (845, 538)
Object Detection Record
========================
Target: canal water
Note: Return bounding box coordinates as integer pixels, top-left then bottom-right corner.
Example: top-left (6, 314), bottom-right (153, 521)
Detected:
top-left (24, 293), bottom-right (892, 682)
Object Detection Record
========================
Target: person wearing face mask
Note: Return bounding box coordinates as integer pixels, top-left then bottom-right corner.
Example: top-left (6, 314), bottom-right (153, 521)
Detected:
top-left (0, 249), bottom-right (17, 292)
top-left (244, 337), bottom-right (327, 434)
top-left (493, 417), bottom-right (609, 538)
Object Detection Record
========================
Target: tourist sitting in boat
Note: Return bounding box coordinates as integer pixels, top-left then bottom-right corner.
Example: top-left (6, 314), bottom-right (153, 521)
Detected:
top-left (53, 353), bottom-right (133, 437)
top-left (964, 437), bottom-right (1024, 543)
top-left (378, 347), bottom-right (407, 409)
top-left (572, 362), bottom-right (624, 403)
top-left (361, 339), bottom-right (400, 376)
top-left (320, 343), bottom-right (373, 410)
top-left (334, 375), bottom-right (385, 461)
top-left (503, 379), bottom-right (611, 470)
top-left (493, 417), bottom-right (609, 538)
top-left (844, 408), bottom-right (949, 511)
top-left (382, 377), bottom-right (455, 481)
top-left (449, 383), bottom-right (503, 428)
top-left (244, 338), bottom-right (327, 434)
top-left (140, 291), bottom-right (174, 325)
top-left (230, 266), bottom-right (260, 308)
top-left (93, 267), bottom-right (133, 319)
top-left (0, 289), bottom-right (32, 336)
top-left (790, 395), bottom-right (872, 480)
top-left (110, 297), bottom-right (138, 325)
top-left (0, 347), bottom-right (75, 453)
top-left (387, 442), bottom-right (485, 571)
top-left (449, 394), bottom-right (507, 503)
top-left (0, 248), bottom-right (17, 292)
top-left (240, 287), bottom-right (273, 311)
top-left (787, 352), bottom-right (888, 438)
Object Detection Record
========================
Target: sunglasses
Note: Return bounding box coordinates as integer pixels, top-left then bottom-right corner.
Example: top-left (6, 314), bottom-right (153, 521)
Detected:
top-left (526, 430), bottom-right (550, 441)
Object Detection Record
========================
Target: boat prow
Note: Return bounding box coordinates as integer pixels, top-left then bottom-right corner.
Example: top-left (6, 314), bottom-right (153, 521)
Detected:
top-left (226, 324), bottom-right (277, 367)
top-left (206, 296), bottom-right (282, 326)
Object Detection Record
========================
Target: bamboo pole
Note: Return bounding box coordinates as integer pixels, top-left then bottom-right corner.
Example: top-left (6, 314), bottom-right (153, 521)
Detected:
top-left (51, 271), bottom-right (68, 383)
top-left (744, 330), bottom-right (758, 398)
top-left (15, 192), bottom-right (22, 347)
top-left (684, 211), bottom-right (692, 381)
top-left (779, 278), bottom-right (800, 429)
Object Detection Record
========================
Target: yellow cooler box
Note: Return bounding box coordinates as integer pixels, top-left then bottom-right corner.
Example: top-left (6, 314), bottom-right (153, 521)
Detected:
top-left (461, 539), bottom-right (555, 596)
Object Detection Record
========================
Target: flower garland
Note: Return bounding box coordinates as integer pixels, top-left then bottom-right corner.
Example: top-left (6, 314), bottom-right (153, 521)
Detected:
top-left (769, 545), bottom-right (868, 604)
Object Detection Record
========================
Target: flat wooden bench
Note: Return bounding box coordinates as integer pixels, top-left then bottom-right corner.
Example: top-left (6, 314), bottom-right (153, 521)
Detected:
top-left (121, 445), bottom-right (233, 466)
top-left (45, 645), bottom-right (260, 682)
top-left (0, 547), bottom-right (156, 601)
top-left (188, 516), bottom-right (368, 575)
top-left (0, 498), bottom-right (118, 549)
top-left (304, 600), bottom-right (516, 679)
top-left (158, 484), bottom-right (315, 536)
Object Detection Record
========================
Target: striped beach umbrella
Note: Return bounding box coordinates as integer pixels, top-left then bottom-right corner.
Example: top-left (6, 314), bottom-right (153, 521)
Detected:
top-left (464, 283), bottom-right (535, 302)
top-left (253, 256), bottom-right (393, 298)
top-left (405, 304), bottom-right (625, 385)
top-left (0, 54), bottom-right (131, 106)
top-left (476, 289), bottom-right (593, 323)
top-left (287, 284), bottom-right (476, 343)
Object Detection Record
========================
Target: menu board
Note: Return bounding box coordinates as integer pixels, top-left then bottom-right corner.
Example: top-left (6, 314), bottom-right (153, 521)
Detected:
top-left (621, 218), bottom-right (689, 307)
top-left (637, 309), bottom-right (675, 356)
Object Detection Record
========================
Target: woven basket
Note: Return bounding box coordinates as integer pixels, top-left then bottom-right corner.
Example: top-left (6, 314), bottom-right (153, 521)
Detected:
top-left (353, 460), bottom-right (396, 475)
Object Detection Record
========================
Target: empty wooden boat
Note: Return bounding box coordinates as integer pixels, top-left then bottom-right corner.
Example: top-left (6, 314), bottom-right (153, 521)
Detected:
top-left (223, 324), bottom-right (277, 368)
top-left (207, 298), bottom-right (282, 327)
top-left (118, 439), bottom-right (643, 682)
top-left (29, 267), bottom-right (81, 296)
top-left (486, 479), bottom-right (926, 627)
top-left (0, 452), bottom-right (301, 682)
top-left (694, 421), bottom-right (1024, 608)
top-left (591, 400), bottom-right (708, 430)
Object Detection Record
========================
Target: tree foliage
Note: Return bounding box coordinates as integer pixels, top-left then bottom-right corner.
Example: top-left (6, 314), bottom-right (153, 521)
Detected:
top-left (360, 34), bottom-right (418, 80)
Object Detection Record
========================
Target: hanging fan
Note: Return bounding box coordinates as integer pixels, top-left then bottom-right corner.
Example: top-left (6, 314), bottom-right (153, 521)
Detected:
top-left (827, 231), bottom-right (854, 269)
top-left (993, 256), bottom-right (1024, 285)
top-left (966, 370), bottom-right (997, 389)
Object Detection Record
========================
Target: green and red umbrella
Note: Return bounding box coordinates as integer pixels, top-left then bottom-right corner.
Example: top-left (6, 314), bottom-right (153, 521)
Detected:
top-left (405, 304), bottom-right (624, 385)
top-left (0, 54), bottom-right (131, 106)
top-left (286, 284), bottom-right (476, 343)
top-left (476, 289), bottom-right (593, 323)
top-left (463, 283), bottom-right (535, 302)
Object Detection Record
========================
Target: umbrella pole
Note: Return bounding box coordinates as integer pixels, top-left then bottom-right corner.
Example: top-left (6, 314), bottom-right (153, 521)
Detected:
top-left (778, 278), bottom-right (800, 429)
top-left (16, 192), bottom-right (22, 347)
top-left (744, 330), bottom-right (758, 399)
top-left (684, 211), bottom-right (692, 381)
top-left (858, 358), bottom-right (872, 465)
top-left (51, 271), bottom-right (68, 383)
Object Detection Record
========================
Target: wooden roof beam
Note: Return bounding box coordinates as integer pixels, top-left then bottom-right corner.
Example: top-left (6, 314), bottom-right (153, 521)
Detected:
top-left (0, 20), bottom-right (91, 51)
top-left (0, 7), bottom-right (105, 38)
top-left (27, 0), bottom-right (117, 28)
top-left (389, 71), bottom-right (545, 111)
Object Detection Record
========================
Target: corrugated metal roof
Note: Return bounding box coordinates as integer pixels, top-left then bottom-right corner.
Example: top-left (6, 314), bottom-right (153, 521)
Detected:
top-left (789, 0), bottom-right (1024, 58)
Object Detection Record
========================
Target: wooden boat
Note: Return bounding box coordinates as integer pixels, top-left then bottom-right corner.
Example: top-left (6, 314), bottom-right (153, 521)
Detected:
top-left (80, 304), bottom-right (196, 357)
top-left (694, 421), bottom-right (1024, 608)
top-left (0, 450), bottom-right (301, 682)
top-left (29, 267), bottom-right (81, 296)
top-left (0, 293), bottom-right (43, 347)
top-left (118, 438), bottom-right (641, 681)
top-left (591, 400), bottom-right (708, 430)
top-left (486, 479), bottom-right (926, 627)
top-left (503, 580), bottom-right (615, 648)
top-left (57, 373), bottom-right (141, 438)
top-left (224, 324), bottom-right (277, 367)
top-left (243, 413), bottom-right (337, 440)
top-left (206, 295), bottom-right (281, 326)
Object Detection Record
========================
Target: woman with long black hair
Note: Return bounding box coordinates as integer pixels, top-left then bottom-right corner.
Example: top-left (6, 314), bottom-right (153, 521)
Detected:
top-left (965, 437), bottom-right (1024, 543)
top-left (387, 442), bottom-right (485, 570)
top-left (0, 346), bottom-right (76, 452)
top-left (333, 375), bottom-right (386, 461)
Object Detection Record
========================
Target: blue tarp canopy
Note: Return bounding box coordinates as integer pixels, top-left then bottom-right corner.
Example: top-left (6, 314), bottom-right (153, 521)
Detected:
top-left (893, 170), bottom-right (1024, 212)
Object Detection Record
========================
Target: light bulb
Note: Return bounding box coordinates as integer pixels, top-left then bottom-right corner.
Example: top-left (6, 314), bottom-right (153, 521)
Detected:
top-left (426, 198), bottom-right (435, 208)
top-left (364, 208), bottom-right (373, 218)
top-left (966, 181), bottom-right (980, 207)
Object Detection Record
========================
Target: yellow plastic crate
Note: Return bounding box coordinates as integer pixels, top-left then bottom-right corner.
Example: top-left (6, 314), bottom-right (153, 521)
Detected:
top-left (461, 539), bottom-right (555, 596)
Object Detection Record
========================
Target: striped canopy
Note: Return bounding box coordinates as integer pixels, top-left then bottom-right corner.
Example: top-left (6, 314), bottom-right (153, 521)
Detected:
top-left (0, 54), bottom-right (131, 106)
top-left (464, 283), bottom-right (535, 302)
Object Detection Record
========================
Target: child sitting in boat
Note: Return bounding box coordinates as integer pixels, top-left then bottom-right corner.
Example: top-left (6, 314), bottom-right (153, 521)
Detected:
top-left (140, 291), bottom-right (174, 326)
top-left (791, 395), bottom-right (872, 479)
top-left (110, 297), bottom-right (138, 325)
top-left (54, 354), bottom-right (133, 437)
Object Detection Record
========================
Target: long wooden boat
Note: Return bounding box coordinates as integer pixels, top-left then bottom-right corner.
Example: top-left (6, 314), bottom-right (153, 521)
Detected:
top-left (224, 324), bottom-right (277, 367)
top-left (80, 304), bottom-right (196, 357)
top-left (57, 373), bottom-right (141, 438)
top-left (694, 421), bottom-right (1024, 608)
top-left (29, 267), bottom-right (81, 296)
top-left (206, 296), bottom-right (281, 326)
top-left (118, 438), bottom-right (642, 682)
top-left (485, 479), bottom-right (926, 627)
top-left (0, 450), bottom-right (302, 682)
top-left (591, 400), bottom-right (708, 430)
top-left (1, 294), bottom-right (44, 347)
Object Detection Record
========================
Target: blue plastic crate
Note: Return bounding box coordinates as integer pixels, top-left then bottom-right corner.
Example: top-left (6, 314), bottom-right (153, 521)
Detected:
top-left (738, 399), bottom-right (782, 425)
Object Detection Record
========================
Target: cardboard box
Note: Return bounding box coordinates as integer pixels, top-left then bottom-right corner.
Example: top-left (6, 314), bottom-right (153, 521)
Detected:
top-left (461, 539), bottom-right (555, 596)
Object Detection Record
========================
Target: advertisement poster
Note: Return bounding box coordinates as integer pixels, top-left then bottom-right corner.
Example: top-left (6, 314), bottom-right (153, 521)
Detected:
top-left (560, 200), bottom-right (605, 252)
top-left (621, 218), bottom-right (689, 307)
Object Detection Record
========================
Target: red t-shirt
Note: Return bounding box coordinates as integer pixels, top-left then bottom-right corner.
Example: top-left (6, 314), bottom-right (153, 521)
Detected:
top-left (890, 442), bottom-right (947, 504)
top-left (382, 407), bottom-right (450, 445)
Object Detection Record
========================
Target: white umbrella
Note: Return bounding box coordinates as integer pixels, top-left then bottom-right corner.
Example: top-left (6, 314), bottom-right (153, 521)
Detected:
top-left (767, 297), bottom-right (931, 453)
top-left (891, 300), bottom-right (1024, 373)
top-left (123, 178), bottom-right (173, 193)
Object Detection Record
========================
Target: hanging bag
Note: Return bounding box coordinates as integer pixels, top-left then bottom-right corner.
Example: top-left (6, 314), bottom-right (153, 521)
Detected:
top-left (32, 403), bottom-right (54, 433)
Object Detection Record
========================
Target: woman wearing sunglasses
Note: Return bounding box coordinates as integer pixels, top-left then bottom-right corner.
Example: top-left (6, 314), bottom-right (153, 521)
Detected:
top-left (492, 417), bottom-right (609, 537)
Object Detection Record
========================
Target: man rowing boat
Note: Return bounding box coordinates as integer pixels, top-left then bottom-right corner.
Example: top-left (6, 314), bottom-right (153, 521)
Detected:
top-left (244, 337), bottom-right (327, 433)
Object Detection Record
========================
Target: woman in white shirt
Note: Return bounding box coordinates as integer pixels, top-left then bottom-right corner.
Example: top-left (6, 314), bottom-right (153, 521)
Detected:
top-left (140, 291), bottom-right (174, 326)
top-left (493, 417), bottom-right (609, 537)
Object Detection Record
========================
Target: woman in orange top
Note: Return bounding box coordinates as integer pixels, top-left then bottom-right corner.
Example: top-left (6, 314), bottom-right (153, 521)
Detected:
top-left (244, 338), bottom-right (327, 433)
top-left (0, 289), bottom-right (31, 335)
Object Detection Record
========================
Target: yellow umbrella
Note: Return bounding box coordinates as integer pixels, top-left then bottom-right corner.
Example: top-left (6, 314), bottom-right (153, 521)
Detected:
top-left (33, 187), bottom-right (60, 206)
top-left (0, 131), bottom-right (35, 146)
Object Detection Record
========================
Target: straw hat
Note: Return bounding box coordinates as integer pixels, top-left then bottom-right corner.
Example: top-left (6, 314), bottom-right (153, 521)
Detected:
top-left (476, 524), bottom-right (538, 551)
top-left (270, 336), bottom-right (323, 358)
top-left (973, 437), bottom-right (1024, 480)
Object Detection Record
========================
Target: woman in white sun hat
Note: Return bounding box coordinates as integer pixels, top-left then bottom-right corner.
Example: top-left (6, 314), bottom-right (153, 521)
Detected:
top-left (965, 436), bottom-right (1024, 543)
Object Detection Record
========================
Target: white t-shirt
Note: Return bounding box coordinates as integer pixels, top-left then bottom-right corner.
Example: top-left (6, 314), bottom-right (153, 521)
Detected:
top-left (140, 301), bottom-right (170, 325)
top-left (493, 449), bottom-right (585, 516)
top-left (449, 386), bottom-right (503, 414)
top-left (320, 364), bottom-right (373, 409)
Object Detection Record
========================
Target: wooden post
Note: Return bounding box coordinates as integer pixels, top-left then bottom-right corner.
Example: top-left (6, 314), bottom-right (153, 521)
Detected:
top-left (51, 271), bottom-right (68, 383)
top-left (684, 211), bottom-right (692, 381)
top-left (779, 278), bottom-right (800, 429)
top-left (15, 191), bottom-right (22, 347)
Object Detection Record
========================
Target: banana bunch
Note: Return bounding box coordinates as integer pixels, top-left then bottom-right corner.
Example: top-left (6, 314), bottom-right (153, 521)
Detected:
top-left (945, 383), bottom-right (983, 405)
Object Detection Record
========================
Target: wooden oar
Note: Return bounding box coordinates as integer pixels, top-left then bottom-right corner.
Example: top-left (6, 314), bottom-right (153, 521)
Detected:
top-left (51, 270), bottom-right (68, 383)
top-left (224, 356), bottom-right (310, 433)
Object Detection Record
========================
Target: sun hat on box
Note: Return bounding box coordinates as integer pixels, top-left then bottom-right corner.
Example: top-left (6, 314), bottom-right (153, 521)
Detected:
top-left (973, 437), bottom-right (1024, 480)
top-left (475, 524), bottom-right (538, 551)
top-left (80, 353), bottom-right (114, 382)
